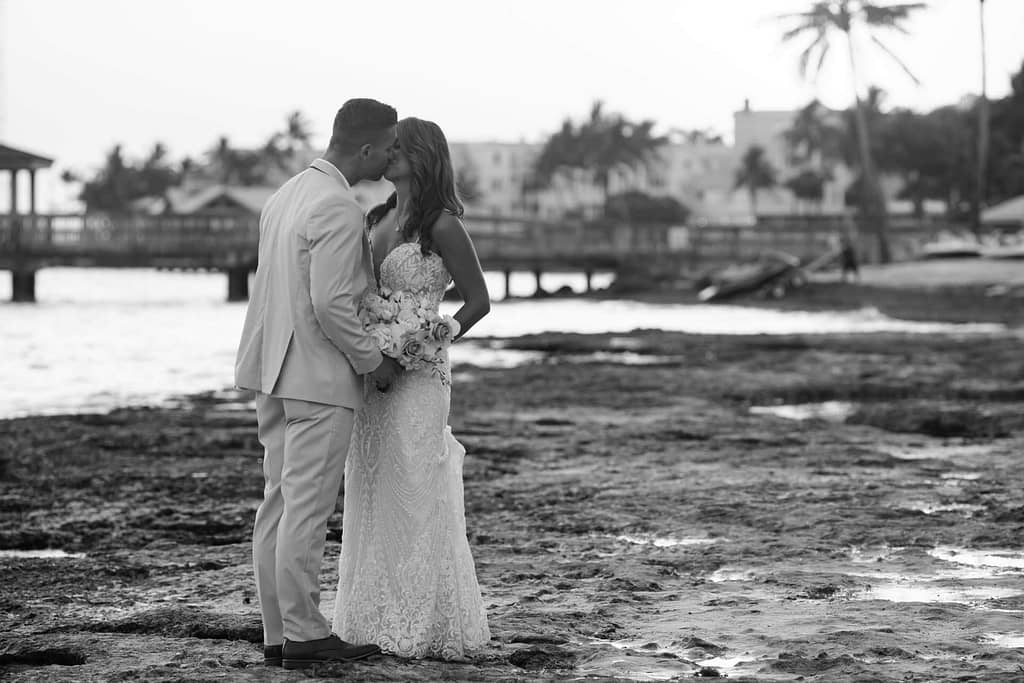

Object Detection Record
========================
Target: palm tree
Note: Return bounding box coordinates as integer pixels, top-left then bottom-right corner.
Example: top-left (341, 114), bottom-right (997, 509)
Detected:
top-left (532, 120), bottom-right (586, 186)
top-left (532, 101), bottom-right (667, 212)
top-left (780, 0), bottom-right (928, 263)
top-left (206, 136), bottom-right (267, 186)
top-left (455, 163), bottom-right (481, 204)
top-left (261, 111), bottom-right (315, 179)
top-left (734, 145), bottom-right (778, 217)
top-left (786, 100), bottom-right (827, 165)
top-left (283, 110), bottom-right (313, 150)
top-left (974, 0), bottom-right (989, 236)
top-left (209, 136), bottom-right (240, 184)
top-left (784, 99), bottom-right (845, 209)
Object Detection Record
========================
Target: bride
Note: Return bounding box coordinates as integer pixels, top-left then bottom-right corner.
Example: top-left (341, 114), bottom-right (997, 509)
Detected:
top-left (331, 117), bottom-right (492, 659)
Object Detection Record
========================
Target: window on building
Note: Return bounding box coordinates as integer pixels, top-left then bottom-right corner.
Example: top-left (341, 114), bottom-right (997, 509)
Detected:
top-left (492, 151), bottom-right (502, 165)
top-left (491, 179), bottom-right (503, 191)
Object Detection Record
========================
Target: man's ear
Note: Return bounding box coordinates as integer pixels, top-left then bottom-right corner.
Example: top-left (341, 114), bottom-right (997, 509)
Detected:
top-left (359, 143), bottom-right (372, 159)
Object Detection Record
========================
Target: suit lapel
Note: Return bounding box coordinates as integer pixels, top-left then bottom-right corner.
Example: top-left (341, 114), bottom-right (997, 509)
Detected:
top-left (361, 230), bottom-right (375, 285)
top-left (310, 158), bottom-right (377, 287)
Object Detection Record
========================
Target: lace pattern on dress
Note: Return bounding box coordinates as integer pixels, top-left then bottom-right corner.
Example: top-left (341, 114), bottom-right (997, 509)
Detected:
top-left (332, 240), bottom-right (490, 659)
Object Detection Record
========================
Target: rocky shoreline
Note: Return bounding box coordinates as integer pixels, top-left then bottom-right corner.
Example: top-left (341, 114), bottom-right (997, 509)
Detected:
top-left (2, 294), bottom-right (1024, 681)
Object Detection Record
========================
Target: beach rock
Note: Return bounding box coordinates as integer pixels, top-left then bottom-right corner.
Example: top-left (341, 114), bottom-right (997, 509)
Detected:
top-left (508, 645), bottom-right (575, 670)
top-left (0, 643), bottom-right (87, 667)
top-left (81, 606), bottom-right (262, 643)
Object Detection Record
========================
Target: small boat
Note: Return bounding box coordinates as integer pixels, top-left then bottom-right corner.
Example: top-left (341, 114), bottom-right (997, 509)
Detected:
top-left (698, 252), bottom-right (802, 302)
top-left (921, 237), bottom-right (982, 259)
top-left (980, 235), bottom-right (1024, 259)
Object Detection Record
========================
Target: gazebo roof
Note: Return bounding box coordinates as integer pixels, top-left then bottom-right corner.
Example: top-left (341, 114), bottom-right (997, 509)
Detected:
top-left (0, 143), bottom-right (54, 171)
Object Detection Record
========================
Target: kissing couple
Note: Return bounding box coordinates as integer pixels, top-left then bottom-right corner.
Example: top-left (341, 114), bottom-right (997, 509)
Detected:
top-left (235, 98), bottom-right (491, 668)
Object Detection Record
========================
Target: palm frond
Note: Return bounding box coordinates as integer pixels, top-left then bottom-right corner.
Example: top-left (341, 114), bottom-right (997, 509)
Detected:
top-left (869, 33), bottom-right (921, 85)
top-left (814, 39), bottom-right (831, 80)
top-left (862, 2), bottom-right (928, 27)
top-left (781, 19), bottom-right (819, 42)
top-left (797, 30), bottom-right (828, 79)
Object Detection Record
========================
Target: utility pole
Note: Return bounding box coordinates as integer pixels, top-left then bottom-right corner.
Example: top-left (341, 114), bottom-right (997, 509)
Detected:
top-left (0, 0), bottom-right (7, 140)
top-left (974, 0), bottom-right (990, 238)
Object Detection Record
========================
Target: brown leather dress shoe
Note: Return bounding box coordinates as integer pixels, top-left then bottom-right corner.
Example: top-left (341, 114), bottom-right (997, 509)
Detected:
top-left (281, 634), bottom-right (381, 669)
top-left (263, 644), bottom-right (283, 667)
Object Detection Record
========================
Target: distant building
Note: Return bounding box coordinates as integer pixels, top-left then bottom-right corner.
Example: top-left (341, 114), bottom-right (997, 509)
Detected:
top-left (449, 142), bottom-right (539, 216)
top-left (730, 99), bottom-right (850, 218)
top-left (127, 102), bottom-right (900, 224)
top-left (445, 102), bottom-right (858, 223)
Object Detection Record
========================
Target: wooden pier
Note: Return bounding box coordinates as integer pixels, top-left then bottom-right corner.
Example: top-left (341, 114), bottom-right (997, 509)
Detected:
top-left (0, 212), bottom-right (945, 302)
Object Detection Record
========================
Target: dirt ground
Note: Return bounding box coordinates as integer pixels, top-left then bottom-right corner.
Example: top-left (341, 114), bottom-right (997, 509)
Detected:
top-left (2, 281), bottom-right (1023, 682)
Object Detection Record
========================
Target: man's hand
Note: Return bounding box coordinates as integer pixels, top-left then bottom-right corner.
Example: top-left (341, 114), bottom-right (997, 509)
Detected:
top-left (369, 356), bottom-right (402, 393)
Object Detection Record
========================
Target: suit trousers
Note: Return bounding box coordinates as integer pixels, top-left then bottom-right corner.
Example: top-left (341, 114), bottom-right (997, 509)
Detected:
top-left (252, 392), bottom-right (354, 644)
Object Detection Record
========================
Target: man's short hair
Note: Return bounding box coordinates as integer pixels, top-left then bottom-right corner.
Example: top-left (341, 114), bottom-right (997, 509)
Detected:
top-left (329, 99), bottom-right (397, 151)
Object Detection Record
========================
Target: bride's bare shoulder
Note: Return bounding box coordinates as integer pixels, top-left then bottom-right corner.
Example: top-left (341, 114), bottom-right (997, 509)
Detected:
top-left (432, 213), bottom-right (468, 239)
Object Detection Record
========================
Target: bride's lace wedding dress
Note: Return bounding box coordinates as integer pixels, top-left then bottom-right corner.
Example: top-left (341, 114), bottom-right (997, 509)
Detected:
top-left (331, 241), bottom-right (490, 659)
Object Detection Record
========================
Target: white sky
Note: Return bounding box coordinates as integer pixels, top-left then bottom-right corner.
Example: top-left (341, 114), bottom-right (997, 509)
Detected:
top-left (2, 0), bottom-right (1023, 209)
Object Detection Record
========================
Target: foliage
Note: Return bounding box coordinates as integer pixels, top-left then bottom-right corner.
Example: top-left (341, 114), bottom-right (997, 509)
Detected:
top-left (532, 101), bottom-right (668, 199)
top-left (987, 59), bottom-right (1024, 203)
top-left (455, 163), bottom-right (481, 204)
top-left (786, 169), bottom-right (828, 203)
top-left (604, 191), bottom-right (690, 224)
top-left (783, 99), bottom-right (845, 168)
top-left (734, 145), bottom-right (778, 214)
top-left (780, 1), bottom-right (926, 85)
top-left (63, 143), bottom-right (181, 213)
top-left (783, 56), bottom-right (1024, 220)
top-left (65, 111), bottom-right (315, 213)
top-left (875, 105), bottom-right (973, 216)
top-left (779, 0), bottom-right (928, 262)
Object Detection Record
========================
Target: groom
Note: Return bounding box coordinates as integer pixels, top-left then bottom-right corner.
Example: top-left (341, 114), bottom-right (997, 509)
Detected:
top-left (235, 98), bottom-right (402, 669)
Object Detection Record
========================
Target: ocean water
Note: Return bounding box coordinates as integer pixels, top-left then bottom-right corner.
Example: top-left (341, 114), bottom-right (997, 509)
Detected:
top-left (0, 268), bottom-right (1006, 418)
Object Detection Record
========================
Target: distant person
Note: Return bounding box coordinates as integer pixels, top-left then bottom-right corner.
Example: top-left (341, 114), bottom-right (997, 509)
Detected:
top-left (839, 233), bottom-right (860, 282)
top-left (331, 117), bottom-right (492, 658)
top-left (234, 98), bottom-right (401, 669)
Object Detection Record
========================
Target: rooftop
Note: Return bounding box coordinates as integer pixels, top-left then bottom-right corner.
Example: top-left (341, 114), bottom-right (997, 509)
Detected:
top-left (0, 143), bottom-right (55, 172)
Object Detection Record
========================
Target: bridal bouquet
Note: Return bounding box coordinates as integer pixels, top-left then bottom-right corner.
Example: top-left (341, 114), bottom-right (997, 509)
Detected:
top-left (358, 286), bottom-right (460, 386)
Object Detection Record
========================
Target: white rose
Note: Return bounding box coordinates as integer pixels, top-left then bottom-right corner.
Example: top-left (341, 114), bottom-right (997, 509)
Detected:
top-left (370, 327), bottom-right (391, 351)
top-left (396, 308), bottom-right (420, 327)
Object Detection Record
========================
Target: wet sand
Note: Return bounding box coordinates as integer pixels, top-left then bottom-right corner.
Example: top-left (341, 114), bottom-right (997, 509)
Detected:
top-left (2, 286), bottom-right (1024, 681)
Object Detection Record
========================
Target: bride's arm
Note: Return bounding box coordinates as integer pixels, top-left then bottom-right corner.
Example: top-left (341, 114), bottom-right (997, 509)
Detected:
top-left (432, 214), bottom-right (490, 340)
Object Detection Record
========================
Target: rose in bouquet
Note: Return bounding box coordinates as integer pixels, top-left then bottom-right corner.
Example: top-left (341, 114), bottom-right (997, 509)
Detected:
top-left (358, 288), bottom-right (460, 385)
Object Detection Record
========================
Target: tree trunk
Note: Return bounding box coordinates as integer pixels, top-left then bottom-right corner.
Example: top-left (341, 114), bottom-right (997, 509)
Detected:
top-left (846, 32), bottom-right (892, 263)
top-left (973, 0), bottom-right (990, 238)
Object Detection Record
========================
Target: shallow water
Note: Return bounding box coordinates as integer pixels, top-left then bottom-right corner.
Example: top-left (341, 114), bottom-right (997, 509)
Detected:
top-left (983, 633), bottom-right (1024, 648)
top-left (706, 542), bottom-right (1024, 610)
top-left (0, 549), bottom-right (86, 559)
top-left (880, 444), bottom-right (995, 461)
top-left (0, 267), bottom-right (1009, 418)
top-left (930, 547), bottom-right (1024, 571)
top-left (749, 401), bottom-right (857, 422)
top-left (614, 534), bottom-right (719, 548)
top-left (857, 581), bottom-right (1021, 604)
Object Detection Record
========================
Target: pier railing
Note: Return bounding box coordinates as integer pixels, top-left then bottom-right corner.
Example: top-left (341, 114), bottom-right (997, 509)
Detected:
top-left (0, 211), bottom-right (949, 267)
top-left (0, 211), bottom-right (951, 301)
top-left (0, 213), bottom-right (259, 267)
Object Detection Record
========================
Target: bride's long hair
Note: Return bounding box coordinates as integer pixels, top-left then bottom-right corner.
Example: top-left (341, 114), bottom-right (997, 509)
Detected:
top-left (367, 117), bottom-right (464, 256)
